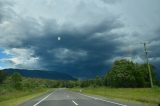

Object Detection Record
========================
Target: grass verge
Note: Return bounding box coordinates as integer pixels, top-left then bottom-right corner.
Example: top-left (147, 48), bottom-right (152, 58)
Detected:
top-left (70, 87), bottom-right (160, 106)
top-left (0, 88), bottom-right (53, 106)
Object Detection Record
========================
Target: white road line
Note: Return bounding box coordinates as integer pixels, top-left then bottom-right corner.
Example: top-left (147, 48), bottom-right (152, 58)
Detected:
top-left (33, 92), bottom-right (53, 106)
top-left (79, 93), bottom-right (127, 106)
top-left (72, 100), bottom-right (78, 106)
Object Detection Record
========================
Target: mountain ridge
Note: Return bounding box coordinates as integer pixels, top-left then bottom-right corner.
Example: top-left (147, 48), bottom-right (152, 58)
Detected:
top-left (2, 68), bottom-right (77, 80)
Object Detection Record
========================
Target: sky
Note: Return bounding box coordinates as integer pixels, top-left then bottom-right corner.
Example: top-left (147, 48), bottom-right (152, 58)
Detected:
top-left (0, 0), bottom-right (160, 79)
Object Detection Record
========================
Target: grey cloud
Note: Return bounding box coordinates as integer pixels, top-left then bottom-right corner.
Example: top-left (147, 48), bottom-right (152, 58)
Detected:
top-left (101, 0), bottom-right (121, 4)
top-left (52, 48), bottom-right (87, 64)
top-left (0, 0), bottom-right (15, 23)
top-left (149, 28), bottom-right (160, 78)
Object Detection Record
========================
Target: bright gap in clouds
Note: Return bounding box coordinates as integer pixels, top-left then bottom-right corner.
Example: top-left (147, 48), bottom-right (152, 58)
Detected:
top-left (58, 36), bottom-right (61, 41)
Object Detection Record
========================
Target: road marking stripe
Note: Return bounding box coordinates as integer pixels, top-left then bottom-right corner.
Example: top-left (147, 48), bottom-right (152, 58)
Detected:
top-left (79, 93), bottom-right (127, 106)
top-left (72, 100), bottom-right (78, 105)
top-left (33, 92), bottom-right (53, 106)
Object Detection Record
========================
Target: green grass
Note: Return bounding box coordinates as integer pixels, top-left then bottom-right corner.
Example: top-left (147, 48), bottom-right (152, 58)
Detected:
top-left (70, 87), bottom-right (160, 106)
top-left (0, 88), bottom-right (53, 106)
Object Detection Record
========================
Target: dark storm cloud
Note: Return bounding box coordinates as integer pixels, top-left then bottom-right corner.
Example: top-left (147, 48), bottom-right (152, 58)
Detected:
top-left (17, 18), bottom-right (123, 78)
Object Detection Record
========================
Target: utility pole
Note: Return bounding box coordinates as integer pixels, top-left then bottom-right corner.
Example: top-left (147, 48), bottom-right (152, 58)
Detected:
top-left (143, 42), bottom-right (153, 88)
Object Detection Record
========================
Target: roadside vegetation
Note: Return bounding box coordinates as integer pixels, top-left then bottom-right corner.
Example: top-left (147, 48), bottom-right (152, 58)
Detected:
top-left (0, 88), bottom-right (52, 106)
top-left (70, 87), bottom-right (160, 106)
top-left (0, 59), bottom-right (160, 106)
top-left (0, 72), bottom-right (54, 106)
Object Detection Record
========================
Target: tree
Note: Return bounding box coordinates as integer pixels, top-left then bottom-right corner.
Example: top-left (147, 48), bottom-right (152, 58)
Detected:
top-left (105, 59), bottom-right (158, 88)
top-left (136, 64), bottom-right (158, 87)
top-left (95, 76), bottom-right (103, 87)
top-left (105, 59), bottom-right (136, 87)
top-left (0, 70), bottom-right (7, 84)
top-left (11, 72), bottom-right (22, 90)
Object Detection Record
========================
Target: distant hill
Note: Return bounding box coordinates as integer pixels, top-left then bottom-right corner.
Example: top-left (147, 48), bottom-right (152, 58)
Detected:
top-left (2, 69), bottom-right (77, 80)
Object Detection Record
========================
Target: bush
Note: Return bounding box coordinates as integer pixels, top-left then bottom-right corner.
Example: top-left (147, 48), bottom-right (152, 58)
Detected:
top-left (11, 72), bottom-right (22, 90)
top-left (0, 70), bottom-right (7, 84)
top-left (105, 59), bottom-right (158, 88)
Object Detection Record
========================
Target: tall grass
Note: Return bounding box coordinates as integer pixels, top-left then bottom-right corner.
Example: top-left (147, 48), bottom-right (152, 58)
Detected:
top-left (70, 87), bottom-right (160, 106)
top-left (0, 84), bottom-right (49, 102)
top-left (0, 87), bottom-right (52, 106)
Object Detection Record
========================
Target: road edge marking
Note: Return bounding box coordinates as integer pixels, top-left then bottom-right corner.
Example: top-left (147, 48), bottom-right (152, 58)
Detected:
top-left (78, 93), bottom-right (127, 106)
top-left (72, 100), bottom-right (78, 106)
top-left (33, 92), bottom-right (53, 106)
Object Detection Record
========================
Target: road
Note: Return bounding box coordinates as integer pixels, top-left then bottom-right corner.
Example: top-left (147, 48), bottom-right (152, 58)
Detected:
top-left (19, 88), bottom-right (144, 106)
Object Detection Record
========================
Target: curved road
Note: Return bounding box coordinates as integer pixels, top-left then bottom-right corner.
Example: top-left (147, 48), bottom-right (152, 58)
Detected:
top-left (19, 89), bottom-right (143, 106)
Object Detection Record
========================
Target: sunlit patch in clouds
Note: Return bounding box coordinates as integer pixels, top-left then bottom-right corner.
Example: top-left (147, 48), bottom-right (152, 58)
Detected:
top-left (0, 0), bottom-right (160, 78)
top-left (0, 48), bottom-right (40, 69)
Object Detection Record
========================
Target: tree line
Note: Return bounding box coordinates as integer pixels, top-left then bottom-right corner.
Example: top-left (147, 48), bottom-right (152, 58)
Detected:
top-left (0, 59), bottom-right (159, 90)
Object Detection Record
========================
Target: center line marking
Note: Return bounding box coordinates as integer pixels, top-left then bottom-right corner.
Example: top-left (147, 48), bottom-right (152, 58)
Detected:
top-left (72, 100), bottom-right (78, 106)
top-left (33, 92), bottom-right (53, 106)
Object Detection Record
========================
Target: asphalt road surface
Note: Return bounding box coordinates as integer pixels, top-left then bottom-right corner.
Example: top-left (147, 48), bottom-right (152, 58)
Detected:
top-left (19, 88), bottom-right (144, 106)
